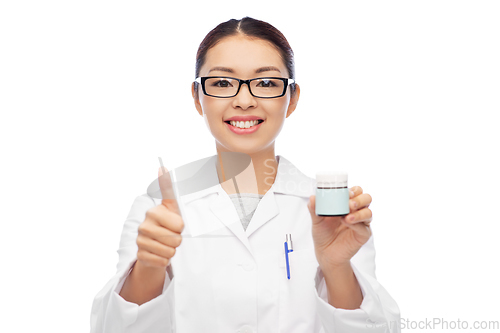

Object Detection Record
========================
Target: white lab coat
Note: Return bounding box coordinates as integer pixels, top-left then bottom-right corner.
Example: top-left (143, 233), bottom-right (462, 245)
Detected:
top-left (90, 155), bottom-right (401, 333)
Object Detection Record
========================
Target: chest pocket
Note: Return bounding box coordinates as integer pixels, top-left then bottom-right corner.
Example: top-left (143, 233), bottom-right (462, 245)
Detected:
top-left (278, 247), bottom-right (320, 332)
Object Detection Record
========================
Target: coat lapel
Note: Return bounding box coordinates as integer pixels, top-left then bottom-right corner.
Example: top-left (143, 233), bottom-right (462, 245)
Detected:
top-left (245, 155), bottom-right (315, 238)
top-left (209, 190), bottom-right (256, 257)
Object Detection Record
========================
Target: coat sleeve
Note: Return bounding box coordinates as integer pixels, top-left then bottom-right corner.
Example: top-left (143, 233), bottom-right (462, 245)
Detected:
top-left (314, 233), bottom-right (401, 333)
top-left (90, 193), bottom-right (176, 333)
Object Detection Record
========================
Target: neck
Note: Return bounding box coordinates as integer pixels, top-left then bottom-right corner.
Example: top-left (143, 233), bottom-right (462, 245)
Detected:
top-left (215, 145), bottom-right (279, 196)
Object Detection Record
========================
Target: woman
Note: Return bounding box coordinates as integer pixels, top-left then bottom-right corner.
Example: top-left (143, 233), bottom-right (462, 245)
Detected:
top-left (90, 17), bottom-right (400, 333)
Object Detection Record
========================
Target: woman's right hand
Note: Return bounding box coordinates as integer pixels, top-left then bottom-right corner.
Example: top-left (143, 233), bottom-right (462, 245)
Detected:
top-left (136, 165), bottom-right (184, 269)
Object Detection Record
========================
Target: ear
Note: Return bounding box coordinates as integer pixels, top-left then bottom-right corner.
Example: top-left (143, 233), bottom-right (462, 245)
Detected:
top-left (285, 83), bottom-right (301, 118)
top-left (192, 82), bottom-right (203, 116)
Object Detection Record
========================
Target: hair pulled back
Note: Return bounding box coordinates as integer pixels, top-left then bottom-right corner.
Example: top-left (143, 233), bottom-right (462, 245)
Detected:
top-left (194, 17), bottom-right (296, 97)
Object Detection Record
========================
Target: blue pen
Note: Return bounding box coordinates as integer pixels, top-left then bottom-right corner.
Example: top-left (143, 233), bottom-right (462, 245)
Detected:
top-left (284, 234), bottom-right (293, 279)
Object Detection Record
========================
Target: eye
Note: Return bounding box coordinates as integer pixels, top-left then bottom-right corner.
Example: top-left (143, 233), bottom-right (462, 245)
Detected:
top-left (256, 79), bottom-right (277, 88)
top-left (211, 79), bottom-right (233, 88)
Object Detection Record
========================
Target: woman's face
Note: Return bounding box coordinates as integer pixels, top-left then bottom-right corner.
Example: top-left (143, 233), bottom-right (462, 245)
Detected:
top-left (192, 34), bottom-right (300, 155)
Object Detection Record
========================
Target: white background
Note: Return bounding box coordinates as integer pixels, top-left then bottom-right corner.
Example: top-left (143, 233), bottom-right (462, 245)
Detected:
top-left (1, 0), bottom-right (499, 332)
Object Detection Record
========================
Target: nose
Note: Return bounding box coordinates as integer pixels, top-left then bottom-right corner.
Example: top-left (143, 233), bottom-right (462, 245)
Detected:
top-left (232, 82), bottom-right (256, 110)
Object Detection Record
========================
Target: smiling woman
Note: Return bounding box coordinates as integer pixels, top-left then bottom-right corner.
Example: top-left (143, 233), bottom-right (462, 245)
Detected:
top-left (90, 16), bottom-right (401, 333)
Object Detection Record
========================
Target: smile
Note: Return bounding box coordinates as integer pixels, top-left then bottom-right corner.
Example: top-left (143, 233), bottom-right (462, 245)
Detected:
top-left (224, 119), bottom-right (264, 135)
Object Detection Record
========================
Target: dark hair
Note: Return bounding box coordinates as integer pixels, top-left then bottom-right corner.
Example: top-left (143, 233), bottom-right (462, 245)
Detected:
top-left (194, 16), bottom-right (296, 97)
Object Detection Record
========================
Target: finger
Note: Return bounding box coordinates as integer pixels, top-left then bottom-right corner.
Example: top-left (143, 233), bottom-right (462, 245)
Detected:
top-left (137, 235), bottom-right (177, 259)
top-left (349, 186), bottom-right (363, 199)
top-left (145, 206), bottom-right (185, 234)
top-left (348, 219), bottom-right (372, 242)
top-left (158, 165), bottom-right (181, 216)
top-left (345, 207), bottom-right (372, 225)
top-left (350, 193), bottom-right (372, 212)
top-left (139, 220), bottom-right (183, 246)
top-left (137, 249), bottom-right (170, 268)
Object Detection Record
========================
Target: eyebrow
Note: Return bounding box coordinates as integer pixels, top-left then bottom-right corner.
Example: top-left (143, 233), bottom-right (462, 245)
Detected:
top-left (208, 66), bottom-right (282, 74)
top-left (255, 66), bottom-right (281, 74)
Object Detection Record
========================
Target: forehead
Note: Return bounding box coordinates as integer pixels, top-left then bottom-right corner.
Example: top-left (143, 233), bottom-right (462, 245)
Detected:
top-left (201, 35), bottom-right (286, 76)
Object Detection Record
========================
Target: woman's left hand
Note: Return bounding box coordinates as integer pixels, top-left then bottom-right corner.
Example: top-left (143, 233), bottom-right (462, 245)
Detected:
top-left (307, 186), bottom-right (373, 271)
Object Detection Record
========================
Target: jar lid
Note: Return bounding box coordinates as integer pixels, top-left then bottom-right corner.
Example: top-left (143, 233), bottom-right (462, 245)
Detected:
top-left (316, 171), bottom-right (348, 187)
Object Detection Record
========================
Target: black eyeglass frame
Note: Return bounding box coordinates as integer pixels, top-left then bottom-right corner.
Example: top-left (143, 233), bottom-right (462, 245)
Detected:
top-left (194, 76), bottom-right (296, 99)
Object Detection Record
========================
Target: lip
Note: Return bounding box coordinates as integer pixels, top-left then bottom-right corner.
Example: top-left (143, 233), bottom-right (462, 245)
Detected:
top-left (224, 115), bottom-right (264, 122)
top-left (225, 119), bottom-right (264, 135)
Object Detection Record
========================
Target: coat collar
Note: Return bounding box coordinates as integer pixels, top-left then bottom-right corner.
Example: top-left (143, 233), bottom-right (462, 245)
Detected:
top-left (174, 155), bottom-right (315, 257)
top-left (270, 155), bottom-right (316, 197)
top-left (178, 154), bottom-right (315, 204)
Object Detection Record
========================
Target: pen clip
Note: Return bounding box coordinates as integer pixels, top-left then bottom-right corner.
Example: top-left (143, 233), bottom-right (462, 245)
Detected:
top-left (286, 233), bottom-right (293, 252)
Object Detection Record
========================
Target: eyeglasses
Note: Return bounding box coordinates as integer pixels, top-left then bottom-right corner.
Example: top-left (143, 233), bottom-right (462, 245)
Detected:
top-left (194, 76), bottom-right (296, 99)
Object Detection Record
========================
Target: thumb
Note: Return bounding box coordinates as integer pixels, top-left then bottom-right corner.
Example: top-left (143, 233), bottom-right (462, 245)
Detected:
top-left (307, 195), bottom-right (321, 225)
top-left (158, 165), bottom-right (181, 216)
top-left (307, 195), bottom-right (315, 212)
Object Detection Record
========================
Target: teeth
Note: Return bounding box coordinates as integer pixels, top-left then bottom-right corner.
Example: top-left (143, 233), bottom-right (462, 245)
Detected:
top-left (229, 120), bottom-right (260, 129)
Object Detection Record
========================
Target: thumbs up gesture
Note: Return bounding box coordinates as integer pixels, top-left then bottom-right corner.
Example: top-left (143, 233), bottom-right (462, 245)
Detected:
top-left (136, 166), bottom-right (185, 269)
